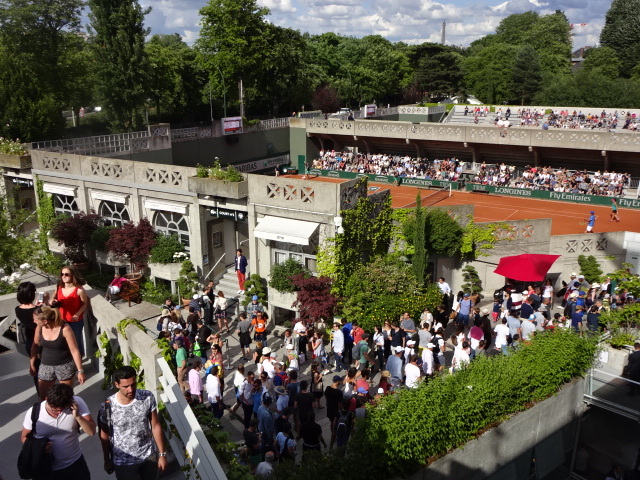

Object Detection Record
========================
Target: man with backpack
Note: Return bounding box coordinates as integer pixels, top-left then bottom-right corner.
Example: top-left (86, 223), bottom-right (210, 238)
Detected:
top-left (334, 398), bottom-right (354, 448)
top-left (20, 383), bottom-right (95, 479)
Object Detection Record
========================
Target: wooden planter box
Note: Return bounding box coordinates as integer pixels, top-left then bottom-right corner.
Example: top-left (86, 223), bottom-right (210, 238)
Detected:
top-left (148, 262), bottom-right (182, 281)
top-left (0, 153), bottom-right (31, 169)
top-left (187, 176), bottom-right (248, 199)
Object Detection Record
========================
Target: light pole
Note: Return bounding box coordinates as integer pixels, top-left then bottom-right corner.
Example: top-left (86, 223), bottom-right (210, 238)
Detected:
top-left (214, 63), bottom-right (227, 119)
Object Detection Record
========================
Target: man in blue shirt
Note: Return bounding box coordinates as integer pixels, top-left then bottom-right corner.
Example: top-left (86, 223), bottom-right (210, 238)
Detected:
top-left (257, 393), bottom-right (275, 458)
top-left (386, 346), bottom-right (404, 390)
top-left (585, 211), bottom-right (596, 233)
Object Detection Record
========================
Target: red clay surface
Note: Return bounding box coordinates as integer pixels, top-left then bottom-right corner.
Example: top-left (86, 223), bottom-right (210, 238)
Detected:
top-left (284, 174), bottom-right (640, 236)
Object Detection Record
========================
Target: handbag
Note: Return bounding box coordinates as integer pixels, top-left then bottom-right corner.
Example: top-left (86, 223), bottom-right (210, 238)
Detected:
top-left (18, 402), bottom-right (54, 479)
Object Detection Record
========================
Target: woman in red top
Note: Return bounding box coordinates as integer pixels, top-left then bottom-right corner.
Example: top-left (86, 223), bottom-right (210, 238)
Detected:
top-left (50, 266), bottom-right (88, 357)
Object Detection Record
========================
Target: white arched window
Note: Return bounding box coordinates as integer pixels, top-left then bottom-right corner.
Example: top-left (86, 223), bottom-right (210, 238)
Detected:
top-left (99, 200), bottom-right (130, 227)
top-left (53, 194), bottom-right (79, 216)
top-left (154, 211), bottom-right (190, 249)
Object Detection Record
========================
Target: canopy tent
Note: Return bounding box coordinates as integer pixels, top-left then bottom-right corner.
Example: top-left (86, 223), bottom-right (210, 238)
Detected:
top-left (493, 254), bottom-right (561, 282)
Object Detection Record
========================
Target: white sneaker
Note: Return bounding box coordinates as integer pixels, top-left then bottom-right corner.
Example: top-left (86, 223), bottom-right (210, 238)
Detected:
top-left (240, 290), bottom-right (245, 294)
top-left (237, 290), bottom-right (242, 294)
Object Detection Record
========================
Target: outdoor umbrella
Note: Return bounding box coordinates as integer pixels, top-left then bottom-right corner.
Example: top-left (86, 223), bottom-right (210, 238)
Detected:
top-left (493, 254), bottom-right (561, 282)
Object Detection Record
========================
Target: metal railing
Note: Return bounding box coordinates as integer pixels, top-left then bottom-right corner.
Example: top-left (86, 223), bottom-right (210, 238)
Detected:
top-left (584, 368), bottom-right (640, 421)
top-left (244, 117), bottom-right (290, 133)
top-left (31, 131), bottom-right (151, 156)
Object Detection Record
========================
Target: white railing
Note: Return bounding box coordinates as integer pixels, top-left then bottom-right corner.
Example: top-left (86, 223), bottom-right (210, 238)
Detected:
top-left (244, 117), bottom-right (290, 133)
top-left (31, 131), bottom-right (151, 156)
top-left (441, 106), bottom-right (456, 123)
top-left (584, 368), bottom-right (640, 421)
top-left (157, 357), bottom-right (228, 480)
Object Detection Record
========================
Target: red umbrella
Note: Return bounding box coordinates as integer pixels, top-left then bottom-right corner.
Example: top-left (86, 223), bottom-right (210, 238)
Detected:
top-left (493, 254), bottom-right (561, 282)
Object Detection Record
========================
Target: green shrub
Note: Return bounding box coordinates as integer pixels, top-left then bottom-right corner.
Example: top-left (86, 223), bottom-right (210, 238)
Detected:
top-left (90, 226), bottom-right (115, 252)
top-left (148, 234), bottom-right (185, 264)
top-left (140, 279), bottom-right (175, 305)
top-left (269, 258), bottom-right (310, 293)
top-left (578, 255), bottom-right (603, 283)
top-left (242, 274), bottom-right (268, 307)
top-left (176, 259), bottom-right (199, 299)
top-left (461, 264), bottom-right (482, 295)
top-left (600, 303), bottom-right (640, 348)
top-left (342, 257), bottom-right (442, 331)
top-left (0, 137), bottom-right (27, 155)
top-left (354, 329), bottom-right (597, 475)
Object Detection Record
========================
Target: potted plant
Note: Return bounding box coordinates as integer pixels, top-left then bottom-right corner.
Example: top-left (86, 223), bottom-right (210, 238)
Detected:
top-left (50, 212), bottom-right (101, 267)
top-left (0, 138), bottom-right (31, 169)
top-left (106, 219), bottom-right (157, 275)
top-left (187, 158), bottom-right (248, 199)
top-left (176, 258), bottom-right (199, 304)
top-left (148, 234), bottom-right (186, 281)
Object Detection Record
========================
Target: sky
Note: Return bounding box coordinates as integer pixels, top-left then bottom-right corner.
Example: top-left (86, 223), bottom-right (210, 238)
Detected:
top-left (138, 0), bottom-right (608, 50)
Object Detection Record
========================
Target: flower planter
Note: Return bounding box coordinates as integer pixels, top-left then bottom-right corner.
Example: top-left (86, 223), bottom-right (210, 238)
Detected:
top-left (0, 153), bottom-right (31, 169)
top-left (187, 176), bottom-right (248, 199)
top-left (148, 262), bottom-right (182, 281)
top-left (95, 251), bottom-right (129, 267)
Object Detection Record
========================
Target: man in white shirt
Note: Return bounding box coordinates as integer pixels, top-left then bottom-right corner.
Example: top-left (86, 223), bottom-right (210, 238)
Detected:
top-left (22, 383), bottom-right (96, 479)
top-left (255, 451), bottom-right (275, 477)
top-left (521, 315), bottom-right (537, 341)
top-left (494, 318), bottom-right (511, 355)
top-left (422, 343), bottom-right (435, 376)
top-left (206, 365), bottom-right (223, 419)
top-left (404, 355), bottom-right (421, 388)
top-left (438, 277), bottom-right (452, 311)
top-left (331, 321), bottom-right (346, 372)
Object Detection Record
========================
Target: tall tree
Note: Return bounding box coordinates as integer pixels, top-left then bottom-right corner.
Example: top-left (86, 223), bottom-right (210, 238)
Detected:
top-left (0, 0), bottom-right (84, 140)
top-left (510, 45), bottom-right (543, 105)
top-left (88, 0), bottom-right (150, 131)
top-left (600, 0), bottom-right (640, 77)
top-left (581, 46), bottom-right (623, 79)
top-left (196, 0), bottom-right (269, 117)
top-left (145, 34), bottom-right (203, 123)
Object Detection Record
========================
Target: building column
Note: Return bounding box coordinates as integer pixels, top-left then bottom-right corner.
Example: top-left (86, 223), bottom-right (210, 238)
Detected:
top-left (602, 150), bottom-right (610, 171)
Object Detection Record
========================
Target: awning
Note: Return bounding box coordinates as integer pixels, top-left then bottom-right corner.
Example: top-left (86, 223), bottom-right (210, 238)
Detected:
top-left (253, 216), bottom-right (319, 245)
top-left (43, 183), bottom-right (75, 197)
top-left (92, 191), bottom-right (128, 204)
top-left (144, 199), bottom-right (187, 215)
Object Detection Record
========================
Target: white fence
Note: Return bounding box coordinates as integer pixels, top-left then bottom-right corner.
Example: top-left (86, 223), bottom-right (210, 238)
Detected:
top-left (158, 358), bottom-right (228, 480)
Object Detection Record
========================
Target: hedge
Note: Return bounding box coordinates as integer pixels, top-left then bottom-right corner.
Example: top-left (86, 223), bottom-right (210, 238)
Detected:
top-left (353, 329), bottom-right (597, 475)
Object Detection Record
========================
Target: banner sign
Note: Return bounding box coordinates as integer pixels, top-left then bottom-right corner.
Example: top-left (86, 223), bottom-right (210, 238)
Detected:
top-left (465, 183), bottom-right (640, 209)
top-left (222, 116), bottom-right (243, 135)
top-left (306, 169), bottom-right (458, 189)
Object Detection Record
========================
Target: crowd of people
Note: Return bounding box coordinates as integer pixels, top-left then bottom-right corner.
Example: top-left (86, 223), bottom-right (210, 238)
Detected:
top-left (469, 163), bottom-right (629, 197)
top-left (15, 261), bottom-right (640, 479)
top-left (312, 150), bottom-right (466, 181)
top-left (508, 109), bottom-right (640, 131)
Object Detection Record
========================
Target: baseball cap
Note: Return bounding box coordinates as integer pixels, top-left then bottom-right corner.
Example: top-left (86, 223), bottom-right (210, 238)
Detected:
top-left (571, 272), bottom-right (577, 277)
top-left (578, 274), bottom-right (585, 279)
top-left (578, 291), bottom-right (586, 296)
top-left (407, 340), bottom-right (416, 346)
top-left (332, 375), bottom-right (342, 383)
top-left (357, 387), bottom-right (368, 394)
top-left (377, 388), bottom-right (384, 395)
top-left (590, 211), bottom-right (595, 214)
top-left (529, 315), bottom-right (536, 320)
top-left (463, 292), bottom-right (470, 297)
top-left (394, 346), bottom-right (404, 353)
top-left (427, 342), bottom-right (436, 348)
top-left (252, 295), bottom-right (258, 301)
top-left (192, 294), bottom-right (199, 300)
top-left (481, 308), bottom-right (490, 315)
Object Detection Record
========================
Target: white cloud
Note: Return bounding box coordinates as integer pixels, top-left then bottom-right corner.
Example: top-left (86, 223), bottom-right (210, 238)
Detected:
top-left (126, 0), bottom-right (609, 49)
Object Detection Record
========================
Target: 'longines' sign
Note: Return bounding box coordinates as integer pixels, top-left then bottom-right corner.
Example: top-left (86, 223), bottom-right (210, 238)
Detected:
top-left (210, 207), bottom-right (247, 222)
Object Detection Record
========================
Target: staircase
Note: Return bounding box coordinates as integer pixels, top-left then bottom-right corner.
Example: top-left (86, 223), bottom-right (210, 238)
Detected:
top-left (213, 264), bottom-right (246, 318)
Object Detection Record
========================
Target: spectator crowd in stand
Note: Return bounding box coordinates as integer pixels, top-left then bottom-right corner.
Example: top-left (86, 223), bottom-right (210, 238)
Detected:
top-left (313, 150), bottom-right (465, 181)
top-left (470, 163), bottom-right (629, 197)
top-left (494, 108), bottom-right (639, 131)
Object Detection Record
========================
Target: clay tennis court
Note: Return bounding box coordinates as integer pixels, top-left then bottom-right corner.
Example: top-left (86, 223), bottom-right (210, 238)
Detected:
top-left (287, 174), bottom-right (640, 236)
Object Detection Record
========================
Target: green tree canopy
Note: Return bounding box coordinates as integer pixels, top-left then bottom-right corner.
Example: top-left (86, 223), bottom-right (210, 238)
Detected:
top-left (581, 46), bottom-right (623, 79)
top-left (600, 0), bottom-right (640, 77)
top-left (89, 0), bottom-right (150, 131)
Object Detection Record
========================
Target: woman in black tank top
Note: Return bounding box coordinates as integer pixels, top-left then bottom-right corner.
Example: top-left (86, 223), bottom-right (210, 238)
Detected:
top-left (31, 306), bottom-right (85, 400)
